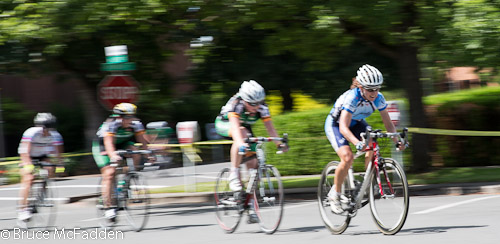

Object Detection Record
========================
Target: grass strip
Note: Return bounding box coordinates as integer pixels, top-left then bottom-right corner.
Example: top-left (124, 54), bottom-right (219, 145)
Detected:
top-left (147, 167), bottom-right (500, 194)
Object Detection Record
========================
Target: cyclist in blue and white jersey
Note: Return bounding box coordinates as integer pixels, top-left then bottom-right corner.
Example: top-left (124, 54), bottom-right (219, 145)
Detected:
top-left (17, 113), bottom-right (64, 222)
top-left (324, 64), bottom-right (405, 214)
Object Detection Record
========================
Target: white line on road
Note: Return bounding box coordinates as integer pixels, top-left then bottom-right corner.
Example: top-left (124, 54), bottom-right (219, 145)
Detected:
top-left (413, 195), bottom-right (500, 215)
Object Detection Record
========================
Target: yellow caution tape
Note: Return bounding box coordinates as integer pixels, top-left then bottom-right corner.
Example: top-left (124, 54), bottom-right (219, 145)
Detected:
top-left (408, 127), bottom-right (500, 136)
top-left (2, 129), bottom-right (499, 165)
top-left (0, 160), bottom-right (20, 166)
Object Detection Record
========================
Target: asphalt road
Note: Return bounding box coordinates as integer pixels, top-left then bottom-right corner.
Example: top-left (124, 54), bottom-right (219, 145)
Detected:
top-left (1, 163), bottom-right (499, 243)
top-left (0, 194), bottom-right (499, 244)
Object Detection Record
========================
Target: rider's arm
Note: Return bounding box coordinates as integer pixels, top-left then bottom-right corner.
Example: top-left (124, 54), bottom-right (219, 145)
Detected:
top-left (339, 110), bottom-right (362, 146)
top-left (229, 113), bottom-right (245, 147)
top-left (263, 118), bottom-right (286, 150)
top-left (18, 141), bottom-right (33, 167)
top-left (103, 134), bottom-right (118, 159)
top-left (135, 131), bottom-right (149, 150)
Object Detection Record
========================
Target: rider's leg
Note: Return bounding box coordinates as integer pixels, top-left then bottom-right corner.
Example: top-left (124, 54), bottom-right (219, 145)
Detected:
top-left (100, 165), bottom-right (116, 209)
top-left (18, 167), bottom-right (34, 220)
top-left (334, 145), bottom-right (354, 193)
top-left (229, 127), bottom-right (251, 191)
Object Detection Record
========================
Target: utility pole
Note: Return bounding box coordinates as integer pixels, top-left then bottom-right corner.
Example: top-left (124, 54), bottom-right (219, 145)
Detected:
top-left (0, 89), bottom-right (5, 158)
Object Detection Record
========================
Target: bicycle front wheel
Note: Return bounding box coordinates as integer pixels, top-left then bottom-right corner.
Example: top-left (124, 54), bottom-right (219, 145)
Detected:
top-left (214, 167), bottom-right (242, 233)
top-left (317, 161), bottom-right (351, 234)
top-left (123, 173), bottom-right (149, 232)
top-left (254, 165), bottom-right (284, 234)
top-left (28, 179), bottom-right (57, 230)
top-left (369, 158), bottom-right (409, 235)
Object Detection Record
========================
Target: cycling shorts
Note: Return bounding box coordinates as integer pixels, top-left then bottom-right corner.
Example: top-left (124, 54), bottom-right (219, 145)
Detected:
top-left (325, 115), bottom-right (369, 152)
top-left (92, 140), bottom-right (136, 168)
top-left (214, 116), bottom-right (257, 152)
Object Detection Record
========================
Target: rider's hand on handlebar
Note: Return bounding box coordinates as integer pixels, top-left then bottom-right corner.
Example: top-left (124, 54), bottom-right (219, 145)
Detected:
top-left (396, 141), bottom-right (406, 151)
top-left (110, 153), bottom-right (122, 163)
top-left (355, 141), bottom-right (366, 151)
top-left (277, 143), bottom-right (288, 153)
top-left (237, 143), bottom-right (250, 155)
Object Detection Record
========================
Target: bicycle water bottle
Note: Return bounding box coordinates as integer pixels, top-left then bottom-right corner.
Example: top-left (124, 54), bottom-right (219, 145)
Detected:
top-left (117, 175), bottom-right (126, 198)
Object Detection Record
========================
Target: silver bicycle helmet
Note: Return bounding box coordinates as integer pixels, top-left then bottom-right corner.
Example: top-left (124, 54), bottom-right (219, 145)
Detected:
top-left (238, 80), bottom-right (266, 103)
top-left (356, 64), bottom-right (383, 88)
top-left (34, 113), bottom-right (57, 128)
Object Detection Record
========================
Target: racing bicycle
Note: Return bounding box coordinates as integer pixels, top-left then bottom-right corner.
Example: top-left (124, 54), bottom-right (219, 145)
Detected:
top-left (318, 127), bottom-right (410, 235)
top-left (96, 149), bottom-right (151, 231)
top-left (18, 160), bottom-right (64, 230)
top-left (214, 134), bottom-right (288, 234)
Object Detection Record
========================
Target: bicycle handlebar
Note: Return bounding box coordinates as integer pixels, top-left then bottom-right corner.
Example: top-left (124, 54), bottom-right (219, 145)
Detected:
top-left (239, 133), bottom-right (288, 155)
top-left (115, 149), bottom-right (152, 156)
top-left (360, 127), bottom-right (410, 151)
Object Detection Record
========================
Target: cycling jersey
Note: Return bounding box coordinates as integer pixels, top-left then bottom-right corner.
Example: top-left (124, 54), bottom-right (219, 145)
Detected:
top-left (215, 95), bottom-right (271, 153)
top-left (325, 87), bottom-right (387, 152)
top-left (92, 118), bottom-right (145, 168)
top-left (329, 87), bottom-right (387, 127)
top-left (95, 118), bottom-right (145, 145)
top-left (18, 127), bottom-right (63, 158)
top-left (219, 95), bottom-right (271, 126)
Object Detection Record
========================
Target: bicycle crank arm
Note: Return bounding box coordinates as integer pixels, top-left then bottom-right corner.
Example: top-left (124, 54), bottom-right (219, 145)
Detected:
top-left (263, 196), bottom-right (276, 203)
top-left (381, 194), bottom-right (395, 199)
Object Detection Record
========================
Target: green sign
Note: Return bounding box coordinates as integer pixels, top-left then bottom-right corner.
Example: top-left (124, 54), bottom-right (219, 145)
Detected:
top-left (101, 62), bottom-right (136, 71)
top-left (106, 55), bottom-right (129, 64)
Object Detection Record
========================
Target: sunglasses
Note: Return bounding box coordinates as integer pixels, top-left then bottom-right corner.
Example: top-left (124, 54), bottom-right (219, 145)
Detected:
top-left (123, 115), bottom-right (136, 119)
top-left (364, 87), bottom-right (380, 92)
top-left (247, 101), bottom-right (264, 107)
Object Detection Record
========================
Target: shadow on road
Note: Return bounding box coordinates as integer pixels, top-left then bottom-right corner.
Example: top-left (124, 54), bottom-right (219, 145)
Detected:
top-left (345, 225), bottom-right (487, 236)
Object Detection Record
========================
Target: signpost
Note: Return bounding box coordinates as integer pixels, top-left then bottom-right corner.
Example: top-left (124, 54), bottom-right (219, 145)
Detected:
top-left (387, 101), bottom-right (405, 167)
top-left (98, 45), bottom-right (139, 110)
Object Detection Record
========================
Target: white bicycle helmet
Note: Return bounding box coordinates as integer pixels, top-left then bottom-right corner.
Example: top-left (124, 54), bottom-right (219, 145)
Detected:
top-left (238, 80), bottom-right (266, 103)
top-left (34, 113), bottom-right (57, 128)
top-left (356, 64), bottom-right (383, 88)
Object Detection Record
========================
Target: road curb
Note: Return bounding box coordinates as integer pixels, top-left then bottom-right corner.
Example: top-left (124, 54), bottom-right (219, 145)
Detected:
top-left (67, 182), bottom-right (500, 205)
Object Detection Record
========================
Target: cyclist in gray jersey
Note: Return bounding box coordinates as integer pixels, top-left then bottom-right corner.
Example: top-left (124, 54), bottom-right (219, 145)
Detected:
top-left (324, 64), bottom-right (405, 214)
top-left (92, 103), bottom-right (149, 221)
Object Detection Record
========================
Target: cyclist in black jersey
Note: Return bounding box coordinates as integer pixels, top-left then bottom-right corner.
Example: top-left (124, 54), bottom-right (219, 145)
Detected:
top-left (92, 103), bottom-right (149, 221)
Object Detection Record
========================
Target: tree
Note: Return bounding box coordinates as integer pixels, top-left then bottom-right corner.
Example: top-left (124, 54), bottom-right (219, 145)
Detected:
top-left (195, 0), bottom-right (500, 172)
top-left (0, 0), bottom-right (196, 150)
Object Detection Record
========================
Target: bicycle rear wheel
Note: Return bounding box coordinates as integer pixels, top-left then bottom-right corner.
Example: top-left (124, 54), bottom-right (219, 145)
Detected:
top-left (123, 173), bottom-right (149, 231)
top-left (317, 161), bottom-right (351, 234)
top-left (253, 165), bottom-right (284, 234)
top-left (27, 179), bottom-right (57, 230)
top-left (214, 167), bottom-right (242, 233)
top-left (369, 158), bottom-right (409, 235)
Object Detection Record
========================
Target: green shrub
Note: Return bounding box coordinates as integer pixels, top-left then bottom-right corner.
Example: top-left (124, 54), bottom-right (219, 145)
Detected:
top-left (251, 106), bottom-right (403, 175)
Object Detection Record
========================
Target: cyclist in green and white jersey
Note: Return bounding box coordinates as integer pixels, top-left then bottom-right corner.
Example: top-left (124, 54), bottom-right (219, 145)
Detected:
top-left (215, 80), bottom-right (288, 193)
top-left (92, 103), bottom-right (149, 221)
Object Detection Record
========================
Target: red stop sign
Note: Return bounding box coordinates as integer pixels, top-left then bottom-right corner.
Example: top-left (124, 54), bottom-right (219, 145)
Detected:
top-left (97, 75), bottom-right (140, 110)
